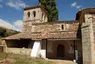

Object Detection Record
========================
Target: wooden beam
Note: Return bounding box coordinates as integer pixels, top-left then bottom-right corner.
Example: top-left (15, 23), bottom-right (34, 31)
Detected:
top-left (48, 38), bottom-right (80, 40)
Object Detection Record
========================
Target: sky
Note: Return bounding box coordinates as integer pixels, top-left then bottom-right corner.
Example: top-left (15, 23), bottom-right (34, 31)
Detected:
top-left (0, 0), bottom-right (95, 31)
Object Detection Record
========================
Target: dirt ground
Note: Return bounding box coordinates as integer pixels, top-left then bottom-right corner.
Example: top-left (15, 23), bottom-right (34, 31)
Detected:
top-left (0, 52), bottom-right (76, 64)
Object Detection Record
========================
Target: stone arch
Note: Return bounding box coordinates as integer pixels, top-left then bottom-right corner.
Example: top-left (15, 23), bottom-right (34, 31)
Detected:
top-left (52, 40), bottom-right (70, 58)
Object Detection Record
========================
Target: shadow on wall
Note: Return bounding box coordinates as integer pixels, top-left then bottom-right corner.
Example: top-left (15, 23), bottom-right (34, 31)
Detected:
top-left (77, 24), bottom-right (82, 38)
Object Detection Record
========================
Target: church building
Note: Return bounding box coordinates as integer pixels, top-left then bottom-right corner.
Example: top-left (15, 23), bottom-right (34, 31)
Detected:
top-left (2, 5), bottom-right (95, 64)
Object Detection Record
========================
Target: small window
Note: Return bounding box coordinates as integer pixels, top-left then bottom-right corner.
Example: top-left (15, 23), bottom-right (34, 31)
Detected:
top-left (27, 12), bottom-right (30, 17)
top-left (33, 11), bottom-right (36, 17)
top-left (42, 13), bottom-right (43, 20)
top-left (61, 25), bottom-right (64, 30)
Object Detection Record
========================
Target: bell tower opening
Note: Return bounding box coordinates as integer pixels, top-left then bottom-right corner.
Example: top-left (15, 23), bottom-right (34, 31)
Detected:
top-left (24, 6), bottom-right (48, 23)
top-left (23, 6), bottom-right (48, 32)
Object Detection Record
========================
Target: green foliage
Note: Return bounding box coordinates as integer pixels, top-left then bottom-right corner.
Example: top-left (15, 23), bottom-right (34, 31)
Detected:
top-left (5, 29), bottom-right (19, 37)
top-left (0, 52), bottom-right (7, 58)
top-left (39, 0), bottom-right (58, 22)
top-left (0, 28), bottom-right (19, 38)
top-left (83, 9), bottom-right (89, 14)
top-left (0, 28), bottom-right (6, 37)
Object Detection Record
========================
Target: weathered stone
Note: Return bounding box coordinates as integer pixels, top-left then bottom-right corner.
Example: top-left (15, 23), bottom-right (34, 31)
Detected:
top-left (82, 14), bottom-right (95, 64)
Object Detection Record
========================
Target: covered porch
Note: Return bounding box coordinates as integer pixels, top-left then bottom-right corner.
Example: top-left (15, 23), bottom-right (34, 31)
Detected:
top-left (3, 38), bottom-right (82, 60)
top-left (43, 38), bottom-right (82, 61)
top-left (2, 31), bottom-right (82, 61)
top-left (3, 39), bottom-right (33, 55)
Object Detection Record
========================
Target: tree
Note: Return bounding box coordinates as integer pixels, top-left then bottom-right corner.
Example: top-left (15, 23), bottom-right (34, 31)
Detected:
top-left (5, 29), bottom-right (19, 37)
top-left (0, 28), bottom-right (6, 37)
top-left (38, 0), bottom-right (58, 22)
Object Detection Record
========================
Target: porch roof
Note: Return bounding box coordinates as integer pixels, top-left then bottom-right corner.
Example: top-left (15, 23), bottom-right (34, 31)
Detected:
top-left (3, 31), bottom-right (79, 40)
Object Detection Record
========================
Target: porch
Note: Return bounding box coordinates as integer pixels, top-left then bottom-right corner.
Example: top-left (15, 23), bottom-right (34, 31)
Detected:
top-left (2, 31), bottom-right (82, 63)
top-left (44, 38), bottom-right (82, 61)
top-left (3, 38), bottom-right (82, 60)
top-left (4, 39), bottom-right (33, 55)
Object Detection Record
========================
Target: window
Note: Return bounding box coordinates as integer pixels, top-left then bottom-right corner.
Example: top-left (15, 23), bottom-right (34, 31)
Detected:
top-left (27, 12), bottom-right (30, 17)
top-left (61, 25), bottom-right (64, 30)
top-left (33, 11), bottom-right (36, 17)
top-left (42, 13), bottom-right (43, 20)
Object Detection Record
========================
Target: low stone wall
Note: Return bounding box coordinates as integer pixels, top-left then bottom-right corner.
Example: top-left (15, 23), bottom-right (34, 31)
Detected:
top-left (7, 48), bottom-right (32, 55)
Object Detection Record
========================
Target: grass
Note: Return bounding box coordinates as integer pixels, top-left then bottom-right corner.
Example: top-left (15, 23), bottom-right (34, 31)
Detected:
top-left (0, 52), bottom-right (54, 64)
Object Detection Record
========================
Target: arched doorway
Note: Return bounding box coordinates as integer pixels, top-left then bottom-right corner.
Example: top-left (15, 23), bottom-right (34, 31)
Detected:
top-left (57, 44), bottom-right (65, 58)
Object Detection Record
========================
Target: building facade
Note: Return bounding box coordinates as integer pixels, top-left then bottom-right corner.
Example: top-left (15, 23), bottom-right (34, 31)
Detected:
top-left (2, 6), bottom-right (95, 64)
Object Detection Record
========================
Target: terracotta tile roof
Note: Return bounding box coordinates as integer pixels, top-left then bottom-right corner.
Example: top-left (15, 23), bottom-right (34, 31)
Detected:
top-left (3, 31), bottom-right (78, 40)
top-left (76, 8), bottom-right (95, 23)
top-left (32, 20), bottom-right (79, 25)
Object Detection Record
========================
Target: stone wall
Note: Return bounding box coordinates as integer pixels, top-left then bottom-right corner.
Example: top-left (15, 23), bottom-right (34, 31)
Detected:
top-left (46, 40), bottom-right (82, 59)
top-left (32, 22), bottom-right (79, 33)
top-left (7, 48), bottom-right (31, 55)
top-left (23, 6), bottom-right (79, 33)
top-left (81, 14), bottom-right (95, 64)
top-left (24, 8), bottom-right (47, 22)
top-left (46, 40), bottom-right (74, 59)
top-left (81, 23), bottom-right (92, 64)
top-left (23, 7), bottom-right (48, 32)
top-left (92, 16), bottom-right (95, 64)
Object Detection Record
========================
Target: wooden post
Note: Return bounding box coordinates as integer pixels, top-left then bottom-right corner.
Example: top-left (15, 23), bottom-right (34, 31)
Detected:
top-left (46, 39), bottom-right (47, 58)
top-left (74, 40), bottom-right (75, 60)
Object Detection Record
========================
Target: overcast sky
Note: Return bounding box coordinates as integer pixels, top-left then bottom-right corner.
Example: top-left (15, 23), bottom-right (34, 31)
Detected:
top-left (0, 0), bottom-right (95, 31)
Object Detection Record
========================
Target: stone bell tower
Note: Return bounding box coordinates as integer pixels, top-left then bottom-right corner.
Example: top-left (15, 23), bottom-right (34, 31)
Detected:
top-left (23, 6), bottom-right (48, 32)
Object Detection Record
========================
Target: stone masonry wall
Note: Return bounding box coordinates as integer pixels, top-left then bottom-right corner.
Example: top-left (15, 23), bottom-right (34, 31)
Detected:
top-left (82, 14), bottom-right (95, 64)
top-left (32, 22), bottom-right (79, 33)
top-left (7, 48), bottom-right (31, 55)
top-left (92, 15), bottom-right (95, 64)
top-left (23, 7), bottom-right (78, 33)
top-left (23, 7), bottom-right (48, 32)
top-left (82, 23), bottom-right (92, 64)
top-left (46, 40), bottom-right (82, 59)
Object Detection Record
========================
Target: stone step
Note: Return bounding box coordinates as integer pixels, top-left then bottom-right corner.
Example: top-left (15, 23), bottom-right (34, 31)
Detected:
top-left (47, 59), bottom-right (76, 64)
